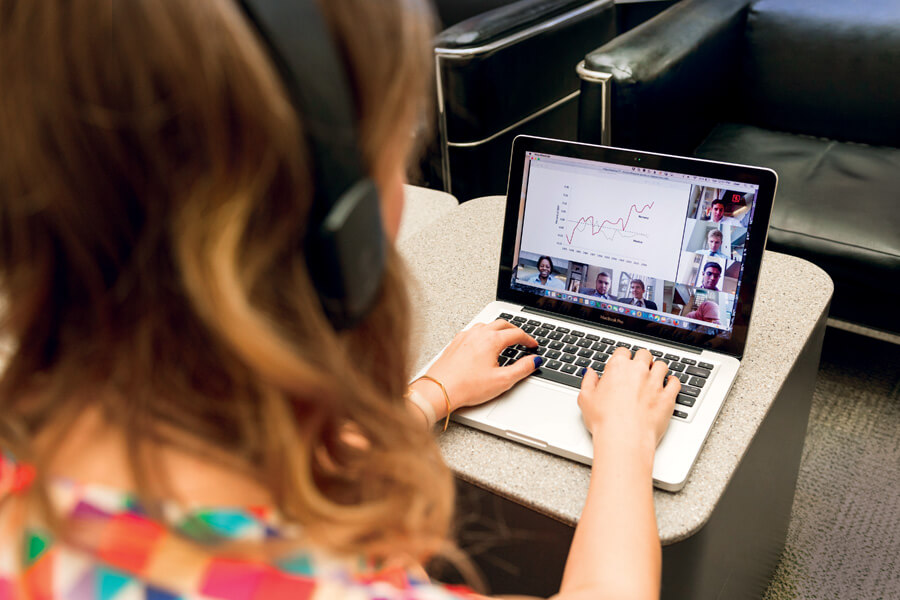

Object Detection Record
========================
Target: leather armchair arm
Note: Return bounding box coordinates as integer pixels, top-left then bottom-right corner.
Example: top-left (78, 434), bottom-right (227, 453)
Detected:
top-left (578, 0), bottom-right (751, 154)
top-left (435, 0), bottom-right (616, 145)
top-left (436, 0), bottom-right (593, 50)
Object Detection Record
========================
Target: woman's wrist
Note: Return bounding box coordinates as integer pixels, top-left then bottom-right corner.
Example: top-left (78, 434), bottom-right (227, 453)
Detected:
top-left (408, 377), bottom-right (452, 429)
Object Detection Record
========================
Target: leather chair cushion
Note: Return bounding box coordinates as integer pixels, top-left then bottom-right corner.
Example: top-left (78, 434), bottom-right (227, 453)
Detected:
top-left (695, 124), bottom-right (900, 297)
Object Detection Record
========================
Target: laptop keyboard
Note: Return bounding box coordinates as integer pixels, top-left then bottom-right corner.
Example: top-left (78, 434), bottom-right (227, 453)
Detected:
top-left (496, 312), bottom-right (716, 421)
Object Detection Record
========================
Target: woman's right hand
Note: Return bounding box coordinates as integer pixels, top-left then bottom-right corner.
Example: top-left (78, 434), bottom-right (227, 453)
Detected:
top-left (578, 347), bottom-right (680, 449)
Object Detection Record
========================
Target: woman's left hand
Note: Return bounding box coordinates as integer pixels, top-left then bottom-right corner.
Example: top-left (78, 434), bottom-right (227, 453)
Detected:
top-left (416, 319), bottom-right (540, 413)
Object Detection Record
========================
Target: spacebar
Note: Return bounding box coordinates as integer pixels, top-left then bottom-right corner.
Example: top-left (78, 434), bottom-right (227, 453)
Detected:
top-left (533, 367), bottom-right (582, 389)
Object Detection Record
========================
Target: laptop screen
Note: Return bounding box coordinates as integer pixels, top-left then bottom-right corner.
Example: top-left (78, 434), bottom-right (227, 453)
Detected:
top-left (497, 137), bottom-right (776, 358)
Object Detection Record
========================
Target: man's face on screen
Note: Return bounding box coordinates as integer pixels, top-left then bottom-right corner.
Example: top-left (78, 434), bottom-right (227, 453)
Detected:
top-left (596, 274), bottom-right (610, 295)
top-left (702, 267), bottom-right (721, 289)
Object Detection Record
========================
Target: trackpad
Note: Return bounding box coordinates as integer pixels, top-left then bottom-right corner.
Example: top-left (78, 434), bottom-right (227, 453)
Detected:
top-left (486, 381), bottom-right (590, 450)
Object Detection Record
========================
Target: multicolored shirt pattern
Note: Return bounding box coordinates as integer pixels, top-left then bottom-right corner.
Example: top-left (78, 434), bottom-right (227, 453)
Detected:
top-left (0, 457), bottom-right (475, 600)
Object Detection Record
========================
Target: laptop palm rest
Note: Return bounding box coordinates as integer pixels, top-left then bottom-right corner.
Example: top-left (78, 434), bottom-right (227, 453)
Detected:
top-left (456, 379), bottom-right (594, 461)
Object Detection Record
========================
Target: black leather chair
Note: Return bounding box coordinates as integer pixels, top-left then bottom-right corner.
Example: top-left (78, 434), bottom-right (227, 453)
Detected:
top-left (576, 0), bottom-right (900, 333)
top-left (418, 0), bottom-right (678, 201)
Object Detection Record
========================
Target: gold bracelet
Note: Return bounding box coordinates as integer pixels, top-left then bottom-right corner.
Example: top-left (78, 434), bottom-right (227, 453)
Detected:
top-left (410, 375), bottom-right (452, 432)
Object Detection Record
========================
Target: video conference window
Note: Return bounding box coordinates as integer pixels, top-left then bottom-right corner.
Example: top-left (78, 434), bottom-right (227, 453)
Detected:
top-left (511, 153), bottom-right (760, 336)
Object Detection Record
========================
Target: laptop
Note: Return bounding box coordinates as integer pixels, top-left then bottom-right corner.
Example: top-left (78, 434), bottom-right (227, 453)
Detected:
top-left (418, 135), bottom-right (776, 491)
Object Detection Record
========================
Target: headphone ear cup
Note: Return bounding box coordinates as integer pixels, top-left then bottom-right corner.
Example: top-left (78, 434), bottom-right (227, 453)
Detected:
top-left (306, 178), bottom-right (386, 330)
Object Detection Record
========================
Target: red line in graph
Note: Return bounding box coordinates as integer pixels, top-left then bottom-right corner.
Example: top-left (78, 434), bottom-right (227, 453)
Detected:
top-left (565, 202), bottom-right (654, 244)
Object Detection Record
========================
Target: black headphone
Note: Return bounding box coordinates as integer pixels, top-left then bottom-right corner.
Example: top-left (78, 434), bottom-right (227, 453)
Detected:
top-left (237, 0), bottom-right (386, 330)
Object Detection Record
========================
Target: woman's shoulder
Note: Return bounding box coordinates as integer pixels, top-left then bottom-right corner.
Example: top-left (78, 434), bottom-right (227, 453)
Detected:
top-left (0, 476), bottom-right (480, 599)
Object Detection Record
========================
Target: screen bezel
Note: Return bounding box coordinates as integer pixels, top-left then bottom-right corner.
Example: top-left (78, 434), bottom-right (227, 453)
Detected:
top-left (497, 135), bottom-right (777, 359)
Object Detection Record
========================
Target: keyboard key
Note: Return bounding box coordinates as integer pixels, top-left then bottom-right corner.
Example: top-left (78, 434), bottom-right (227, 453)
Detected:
top-left (673, 410), bottom-right (689, 419)
top-left (545, 349), bottom-right (561, 360)
top-left (499, 313), bottom-right (513, 320)
top-left (560, 354), bottom-right (576, 364)
top-left (575, 357), bottom-right (591, 368)
top-left (592, 342), bottom-right (608, 352)
top-left (513, 344), bottom-right (529, 351)
top-left (665, 353), bottom-right (680, 361)
top-left (593, 352), bottom-right (610, 362)
top-left (699, 361), bottom-right (714, 370)
top-left (678, 373), bottom-right (690, 384)
top-left (527, 319), bottom-right (542, 326)
top-left (502, 347), bottom-right (517, 358)
top-left (676, 394), bottom-right (696, 407)
top-left (547, 331), bottom-right (564, 340)
top-left (546, 360), bottom-right (563, 370)
top-left (556, 327), bottom-right (570, 334)
top-left (590, 361), bottom-right (606, 371)
top-left (686, 366), bottom-right (711, 379)
top-left (512, 316), bottom-right (527, 324)
top-left (563, 335), bottom-right (578, 344)
top-left (560, 363), bottom-right (578, 374)
top-left (570, 331), bottom-right (585, 338)
top-left (654, 358), bottom-right (670, 366)
top-left (497, 356), bottom-right (508, 366)
top-left (576, 338), bottom-right (593, 348)
top-left (650, 350), bottom-right (663, 357)
top-left (563, 344), bottom-right (579, 354)
top-left (543, 323), bottom-right (555, 330)
top-left (577, 349), bottom-right (593, 358)
top-left (536, 337), bottom-right (550, 346)
top-left (586, 334), bottom-right (600, 341)
top-left (602, 338), bottom-right (616, 345)
top-left (632, 346), bottom-right (645, 352)
top-left (680, 385), bottom-right (701, 397)
top-left (534, 328), bottom-right (550, 337)
top-left (534, 347), bottom-right (547, 356)
top-left (680, 358), bottom-right (697, 366)
top-left (616, 342), bottom-right (632, 349)
top-left (669, 362), bottom-right (686, 373)
top-left (549, 341), bottom-right (564, 350)
top-left (521, 325), bottom-right (535, 334)
top-left (534, 366), bottom-right (581, 388)
top-left (689, 376), bottom-right (706, 388)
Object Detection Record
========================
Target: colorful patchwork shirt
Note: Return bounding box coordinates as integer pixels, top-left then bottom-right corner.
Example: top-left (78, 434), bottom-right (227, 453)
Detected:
top-left (0, 456), bottom-right (476, 600)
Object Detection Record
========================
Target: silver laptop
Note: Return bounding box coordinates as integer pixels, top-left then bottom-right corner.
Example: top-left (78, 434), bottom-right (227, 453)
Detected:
top-left (419, 135), bottom-right (776, 491)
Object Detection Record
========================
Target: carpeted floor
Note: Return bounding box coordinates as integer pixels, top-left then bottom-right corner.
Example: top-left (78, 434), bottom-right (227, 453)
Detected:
top-left (764, 325), bottom-right (900, 599)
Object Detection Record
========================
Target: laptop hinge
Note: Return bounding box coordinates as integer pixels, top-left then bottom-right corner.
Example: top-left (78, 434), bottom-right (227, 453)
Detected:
top-left (521, 306), bottom-right (702, 355)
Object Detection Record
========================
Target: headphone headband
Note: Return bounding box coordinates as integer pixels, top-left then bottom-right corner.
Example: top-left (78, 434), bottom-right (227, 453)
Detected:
top-left (238, 0), bottom-right (386, 329)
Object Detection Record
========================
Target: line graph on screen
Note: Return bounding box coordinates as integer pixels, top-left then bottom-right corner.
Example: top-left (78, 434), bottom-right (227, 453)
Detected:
top-left (552, 183), bottom-right (688, 280)
top-left (564, 202), bottom-right (654, 244)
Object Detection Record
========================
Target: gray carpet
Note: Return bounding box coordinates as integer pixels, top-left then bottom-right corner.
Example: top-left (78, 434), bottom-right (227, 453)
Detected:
top-left (764, 326), bottom-right (900, 599)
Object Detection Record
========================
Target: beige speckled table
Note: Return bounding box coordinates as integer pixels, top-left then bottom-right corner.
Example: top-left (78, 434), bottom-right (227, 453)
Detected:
top-left (399, 191), bottom-right (833, 598)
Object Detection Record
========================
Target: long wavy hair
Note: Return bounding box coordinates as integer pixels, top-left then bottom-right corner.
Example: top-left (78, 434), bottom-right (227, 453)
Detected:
top-left (0, 0), bottom-right (452, 564)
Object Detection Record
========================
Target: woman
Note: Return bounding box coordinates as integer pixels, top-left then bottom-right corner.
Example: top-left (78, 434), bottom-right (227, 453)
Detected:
top-left (528, 256), bottom-right (566, 290)
top-left (0, 0), bottom-right (678, 597)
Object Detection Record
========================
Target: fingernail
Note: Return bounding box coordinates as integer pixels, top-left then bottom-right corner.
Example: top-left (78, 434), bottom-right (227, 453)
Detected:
top-left (579, 367), bottom-right (586, 377)
top-left (533, 356), bottom-right (543, 368)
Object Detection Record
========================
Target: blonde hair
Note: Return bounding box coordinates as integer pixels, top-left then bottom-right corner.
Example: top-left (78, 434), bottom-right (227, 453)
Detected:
top-left (0, 0), bottom-right (451, 563)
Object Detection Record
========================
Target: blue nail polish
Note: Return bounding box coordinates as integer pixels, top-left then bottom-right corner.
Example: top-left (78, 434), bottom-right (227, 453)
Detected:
top-left (533, 356), bottom-right (543, 368)
top-left (579, 367), bottom-right (586, 377)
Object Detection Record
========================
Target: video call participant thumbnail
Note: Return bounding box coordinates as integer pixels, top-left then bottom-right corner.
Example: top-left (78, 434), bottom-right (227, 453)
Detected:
top-left (697, 229), bottom-right (728, 259)
top-left (528, 255), bottom-right (565, 290)
top-left (708, 198), bottom-right (742, 227)
top-left (622, 279), bottom-right (657, 310)
top-left (686, 300), bottom-right (720, 324)
top-left (586, 271), bottom-right (616, 300)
